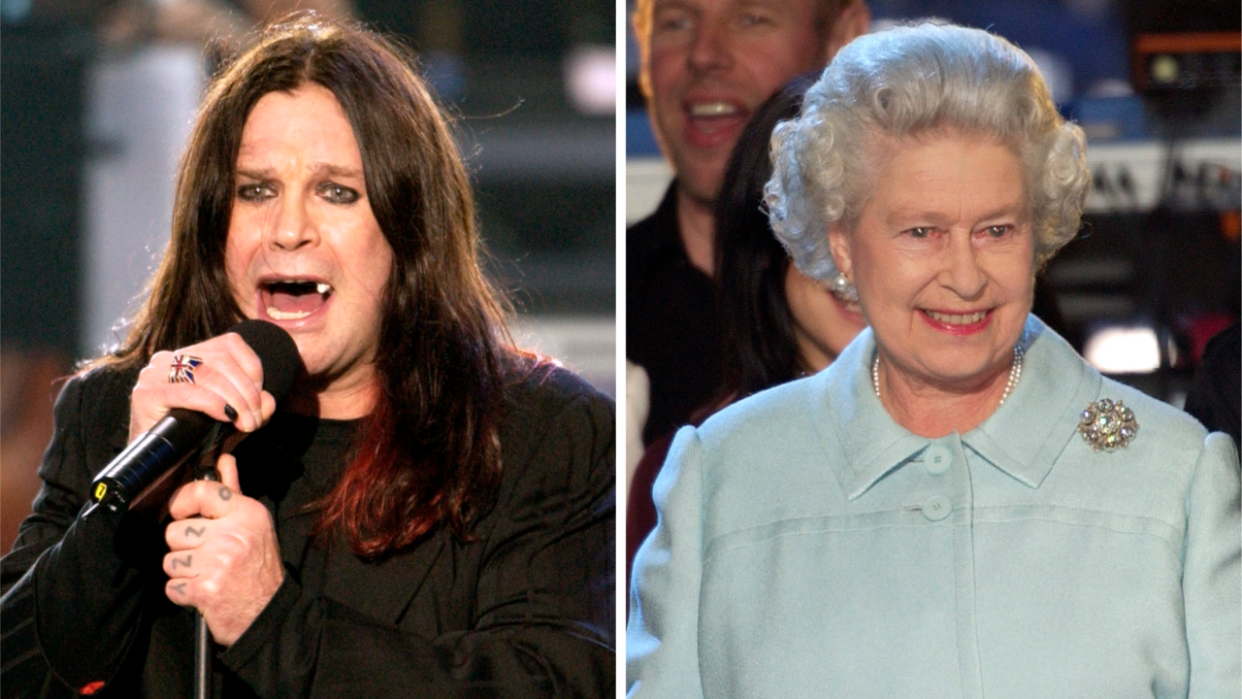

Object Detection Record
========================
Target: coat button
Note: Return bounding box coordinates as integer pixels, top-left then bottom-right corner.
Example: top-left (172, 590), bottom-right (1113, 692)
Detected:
top-left (923, 444), bottom-right (952, 475)
top-left (923, 495), bottom-right (952, 521)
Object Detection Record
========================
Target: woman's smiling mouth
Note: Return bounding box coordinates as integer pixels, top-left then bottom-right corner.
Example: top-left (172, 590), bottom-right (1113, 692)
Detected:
top-left (924, 310), bottom-right (987, 325)
top-left (919, 309), bottom-right (993, 335)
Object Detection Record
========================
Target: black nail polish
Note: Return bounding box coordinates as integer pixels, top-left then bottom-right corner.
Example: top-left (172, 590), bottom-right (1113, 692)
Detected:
top-left (224, 404), bottom-right (239, 422)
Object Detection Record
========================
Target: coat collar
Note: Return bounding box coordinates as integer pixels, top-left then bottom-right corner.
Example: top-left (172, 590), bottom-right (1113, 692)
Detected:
top-left (811, 316), bottom-right (1102, 500)
top-left (106, 369), bottom-right (137, 455)
top-left (320, 533), bottom-right (447, 626)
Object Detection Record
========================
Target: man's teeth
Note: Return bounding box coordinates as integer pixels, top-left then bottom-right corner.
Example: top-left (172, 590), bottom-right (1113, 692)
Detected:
top-left (267, 307), bottom-right (312, 320)
top-left (263, 281), bottom-right (332, 321)
top-left (689, 102), bottom-right (737, 117)
top-left (927, 310), bottom-right (987, 325)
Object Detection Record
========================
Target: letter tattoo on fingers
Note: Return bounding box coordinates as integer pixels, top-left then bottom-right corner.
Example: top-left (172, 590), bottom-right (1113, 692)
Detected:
top-left (172, 554), bottom-right (192, 570)
top-left (185, 524), bottom-right (205, 538)
top-left (218, 487), bottom-right (232, 501)
top-left (171, 582), bottom-right (188, 596)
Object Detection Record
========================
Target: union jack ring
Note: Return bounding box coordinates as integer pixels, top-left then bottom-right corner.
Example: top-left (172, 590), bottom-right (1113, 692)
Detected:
top-left (169, 355), bottom-right (204, 385)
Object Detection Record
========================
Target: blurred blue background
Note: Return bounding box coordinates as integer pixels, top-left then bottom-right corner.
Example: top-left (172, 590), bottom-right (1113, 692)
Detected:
top-left (626, 0), bottom-right (1240, 391)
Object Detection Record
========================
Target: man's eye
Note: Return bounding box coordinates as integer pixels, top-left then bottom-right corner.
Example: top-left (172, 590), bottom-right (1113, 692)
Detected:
top-left (908, 227), bottom-right (933, 239)
top-left (319, 183), bottom-right (360, 204)
top-left (237, 184), bottom-right (273, 201)
top-left (984, 225), bottom-right (1010, 238)
top-left (652, 10), bottom-right (692, 33)
top-left (656, 17), bottom-right (689, 32)
top-left (739, 13), bottom-right (771, 27)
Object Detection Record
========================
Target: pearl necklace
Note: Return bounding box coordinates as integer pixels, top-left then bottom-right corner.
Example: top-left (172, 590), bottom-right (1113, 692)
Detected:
top-left (872, 345), bottom-right (1025, 406)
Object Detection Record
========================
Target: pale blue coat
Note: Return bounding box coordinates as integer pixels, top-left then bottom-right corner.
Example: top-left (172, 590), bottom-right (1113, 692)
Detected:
top-left (627, 317), bottom-right (1240, 699)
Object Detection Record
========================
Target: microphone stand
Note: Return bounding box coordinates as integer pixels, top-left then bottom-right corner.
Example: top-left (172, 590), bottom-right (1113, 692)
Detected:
top-left (195, 612), bottom-right (212, 699)
top-left (191, 424), bottom-right (228, 699)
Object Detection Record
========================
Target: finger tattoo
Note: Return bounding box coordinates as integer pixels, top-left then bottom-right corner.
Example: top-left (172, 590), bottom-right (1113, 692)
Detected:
top-left (171, 582), bottom-right (187, 596)
top-left (171, 555), bottom-right (192, 570)
top-left (185, 525), bottom-right (205, 538)
top-left (218, 487), bottom-right (232, 501)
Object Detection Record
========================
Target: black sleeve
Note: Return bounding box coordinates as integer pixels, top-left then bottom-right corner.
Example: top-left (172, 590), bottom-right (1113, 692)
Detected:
top-left (1184, 322), bottom-right (1241, 449)
top-left (0, 369), bottom-right (165, 697)
top-left (220, 379), bottom-right (616, 698)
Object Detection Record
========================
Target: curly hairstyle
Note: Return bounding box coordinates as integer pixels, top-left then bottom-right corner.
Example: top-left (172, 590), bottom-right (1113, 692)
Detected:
top-left (94, 15), bottom-right (518, 558)
top-left (765, 22), bottom-right (1090, 279)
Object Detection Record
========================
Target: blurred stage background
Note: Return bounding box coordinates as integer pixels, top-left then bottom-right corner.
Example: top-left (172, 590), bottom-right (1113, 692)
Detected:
top-left (1, 0), bottom-right (616, 551)
top-left (627, 0), bottom-right (1240, 398)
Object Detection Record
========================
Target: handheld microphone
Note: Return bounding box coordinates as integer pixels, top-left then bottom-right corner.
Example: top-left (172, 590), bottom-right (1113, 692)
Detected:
top-left (88, 320), bottom-right (301, 513)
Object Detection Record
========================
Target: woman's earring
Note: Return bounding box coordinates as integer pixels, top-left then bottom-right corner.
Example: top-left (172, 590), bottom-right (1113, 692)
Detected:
top-left (827, 271), bottom-right (859, 303)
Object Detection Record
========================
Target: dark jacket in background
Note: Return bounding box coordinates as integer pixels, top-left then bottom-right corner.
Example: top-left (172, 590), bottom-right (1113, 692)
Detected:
top-left (627, 185), bottom-right (721, 446)
top-left (1184, 321), bottom-right (1241, 449)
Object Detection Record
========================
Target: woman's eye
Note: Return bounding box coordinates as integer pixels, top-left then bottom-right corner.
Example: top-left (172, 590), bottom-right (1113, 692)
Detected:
top-left (237, 183), bottom-right (273, 201)
top-left (319, 183), bottom-right (360, 204)
top-left (739, 13), bottom-right (771, 27)
top-left (983, 225), bottom-right (1010, 238)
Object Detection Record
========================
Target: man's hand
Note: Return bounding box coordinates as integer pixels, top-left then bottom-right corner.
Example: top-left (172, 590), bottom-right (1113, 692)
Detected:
top-left (130, 332), bottom-right (276, 443)
top-left (163, 454), bottom-right (284, 646)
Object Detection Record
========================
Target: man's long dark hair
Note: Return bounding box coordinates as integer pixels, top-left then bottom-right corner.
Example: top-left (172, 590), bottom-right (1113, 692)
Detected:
top-left (97, 16), bottom-right (514, 558)
top-left (713, 77), bottom-right (814, 403)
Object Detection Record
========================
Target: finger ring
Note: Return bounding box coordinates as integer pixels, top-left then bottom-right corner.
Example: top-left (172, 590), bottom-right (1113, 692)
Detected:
top-left (169, 355), bottom-right (204, 384)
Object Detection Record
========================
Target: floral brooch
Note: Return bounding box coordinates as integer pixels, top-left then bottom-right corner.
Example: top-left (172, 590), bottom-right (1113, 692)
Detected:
top-left (1077, 398), bottom-right (1138, 451)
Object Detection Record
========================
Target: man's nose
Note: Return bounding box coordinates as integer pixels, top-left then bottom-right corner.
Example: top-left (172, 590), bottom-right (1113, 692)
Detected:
top-left (687, 22), bottom-right (733, 73)
top-left (269, 196), bottom-right (318, 251)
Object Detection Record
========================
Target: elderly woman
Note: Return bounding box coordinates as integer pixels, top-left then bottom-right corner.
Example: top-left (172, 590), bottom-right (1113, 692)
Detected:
top-left (627, 78), bottom-right (868, 586)
top-left (626, 22), bottom-right (1239, 698)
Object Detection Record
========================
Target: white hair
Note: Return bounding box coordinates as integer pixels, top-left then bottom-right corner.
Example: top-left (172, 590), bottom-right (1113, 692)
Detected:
top-left (765, 21), bottom-right (1090, 280)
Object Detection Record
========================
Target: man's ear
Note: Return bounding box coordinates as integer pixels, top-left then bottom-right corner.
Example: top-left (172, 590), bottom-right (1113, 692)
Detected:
top-left (828, 225), bottom-right (853, 281)
top-left (633, 0), bottom-right (654, 98)
top-left (822, 2), bottom-right (870, 63)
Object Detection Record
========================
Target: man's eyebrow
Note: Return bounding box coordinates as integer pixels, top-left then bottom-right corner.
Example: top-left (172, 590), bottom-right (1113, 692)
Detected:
top-left (234, 163), bottom-right (364, 179)
top-left (652, 0), bottom-right (696, 13)
top-left (317, 163), bottom-right (364, 178)
top-left (235, 168), bottom-right (273, 180)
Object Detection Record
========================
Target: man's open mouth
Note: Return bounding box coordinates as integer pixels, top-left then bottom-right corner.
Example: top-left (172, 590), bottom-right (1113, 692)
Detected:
top-left (685, 100), bottom-right (746, 136)
top-left (688, 101), bottom-right (739, 118)
top-left (261, 280), bottom-right (333, 320)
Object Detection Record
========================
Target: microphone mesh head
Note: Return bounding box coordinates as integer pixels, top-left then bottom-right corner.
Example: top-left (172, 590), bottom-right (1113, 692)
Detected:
top-left (229, 320), bottom-right (302, 404)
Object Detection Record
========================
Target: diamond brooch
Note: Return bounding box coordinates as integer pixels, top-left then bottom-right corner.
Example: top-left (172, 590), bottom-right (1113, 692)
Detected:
top-left (1077, 398), bottom-right (1138, 451)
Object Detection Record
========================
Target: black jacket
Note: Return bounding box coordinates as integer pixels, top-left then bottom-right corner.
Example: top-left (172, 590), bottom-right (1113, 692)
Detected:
top-left (0, 363), bottom-right (615, 698)
top-left (626, 185), bottom-right (722, 445)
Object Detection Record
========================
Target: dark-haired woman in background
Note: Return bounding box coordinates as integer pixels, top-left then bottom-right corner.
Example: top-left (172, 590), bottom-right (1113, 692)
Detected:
top-left (626, 79), bottom-right (866, 582)
top-left (714, 74), bottom-right (869, 401)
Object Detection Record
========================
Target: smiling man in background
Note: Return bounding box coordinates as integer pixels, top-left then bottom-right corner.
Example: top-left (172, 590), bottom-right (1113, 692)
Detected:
top-left (628, 0), bottom-right (869, 445)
